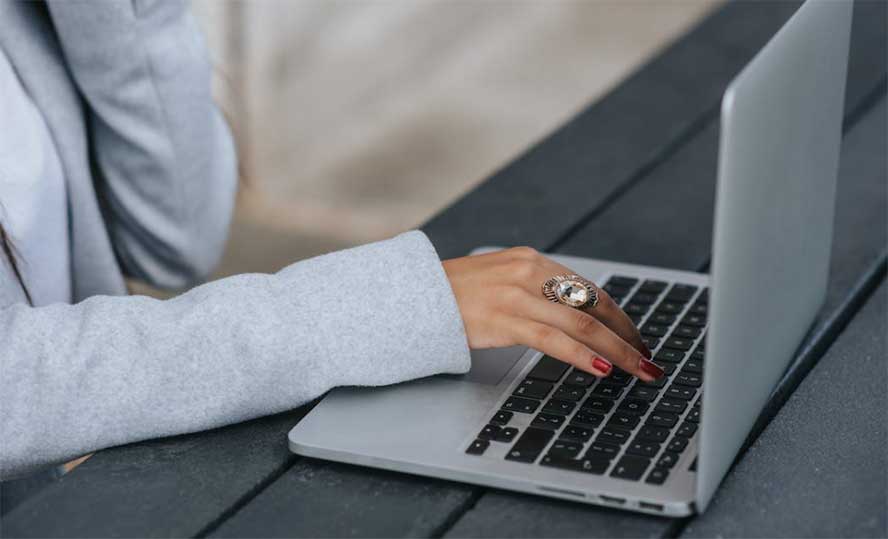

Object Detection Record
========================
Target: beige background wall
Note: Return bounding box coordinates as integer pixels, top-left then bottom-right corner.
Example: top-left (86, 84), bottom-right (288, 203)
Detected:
top-left (187, 1), bottom-right (720, 280)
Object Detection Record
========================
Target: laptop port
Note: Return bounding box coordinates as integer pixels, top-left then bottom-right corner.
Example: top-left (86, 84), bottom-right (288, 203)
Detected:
top-left (538, 486), bottom-right (585, 498)
top-left (599, 495), bottom-right (626, 505)
top-left (639, 502), bottom-right (664, 512)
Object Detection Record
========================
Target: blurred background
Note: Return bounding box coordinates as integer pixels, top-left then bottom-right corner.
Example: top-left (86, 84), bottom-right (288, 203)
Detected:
top-left (179, 1), bottom-right (720, 285)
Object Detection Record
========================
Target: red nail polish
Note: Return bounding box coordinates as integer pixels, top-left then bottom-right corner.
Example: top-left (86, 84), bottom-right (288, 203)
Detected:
top-left (638, 358), bottom-right (664, 379)
top-left (592, 357), bottom-right (612, 375)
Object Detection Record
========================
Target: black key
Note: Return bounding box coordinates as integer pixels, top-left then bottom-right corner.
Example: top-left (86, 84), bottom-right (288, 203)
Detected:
top-left (686, 407), bottom-right (701, 423)
top-left (581, 397), bottom-right (614, 414)
top-left (610, 368), bottom-right (633, 384)
top-left (697, 288), bottom-right (709, 304)
top-left (626, 440), bottom-right (661, 458)
top-left (505, 427), bottom-right (554, 463)
top-left (623, 303), bottom-right (650, 316)
top-left (548, 439), bottom-right (583, 458)
top-left (466, 439), bottom-right (489, 455)
top-left (562, 426), bottom-right (594, 442)
top-left (494, 427), bottom-right (519, 443)
top-left (689, 457), bottom-right (698, 471)
top-left (491, 410), bottom-right (513, 425)
top-left (666, 385), bottom-right (696, 401)
top-left (629, 292), bottom-right (659, 305)
top-left (607, 275), bottom-right (638, 287)
top-left (649, 312), bottom-right (676, 325)
top-left (655, 349), bottom-right (685, 363)
top-left (564, 370), bottom-right (597, 387)
top-left (674, 373), bottom-right (702, 388)
top-left (607, 412), bottom-right (640, 430)
top-left (618, 398), bottom-right (650, 415)
top-left (645, 467), bottom-right (670, 485)
top-left (683, 359), bottom-right (704, 374)
top-left (591, 384), bottom-right (624, 400)
top-left (611, 295), bottom-right (625, 305)
top-left (513, 379), bottom-right (554, 400)
top-left (673, 325), bottom-right (702, 339)
top-left (691, 346), bottom-right (706, 361)
top-left (611, 455), bottom-right (650, 481)
top-left (641, 323), bottom-right (668, 337)
top-left (655, 397), bottom-right (688, 414)
top-left (553, 385), bottom-right (585, 402)
top-left (665, 284), bottom-right (698, 302)
top-left (641, 336), bottom-right (661, 350)
top-left (636, 425), bottom-right (670, 443)
top-left (603, 283), bottom-right (631, 298)
top-left (603, 373), bottom-right (632, 388)
top-left (647, 412), bottom-right (679, 428)
top-left (531, 413), bottom-right (565, 430)
top-left (541, 455), bottom-right (608, 475)
top-left (639, 280), bottom-right (668, 293)
top-left (478, 424), bottom-right (501, 440)
top-left (502, 396), bottom-right (540, 414)
top-left (657, 451), bottom-right (681, 469)
top-left (676, 421), bottom-right (698, 438)
top-left (681, 313), bottom-right (707, 327)
top-left (629, 314), bottom-right (643, 326)
top-left (655, 301), bottom-right (684, 315)
top-left (598, 427), bottom-right (632, 445)
top-left (586, 441), bottom-right (621, 460)
top-left (543, 399), bottom-right (576, 415)
top-left (666, 437), bottom-right (688, 453)
top-left (572, 411), bottom-right (605, 428)
top-left (628, 386), bottom-right (659, 402)
top-left (664, 337), bottom-right (694, 351)
top-left (526, 355), bottom-right (570, 382)
top-left (641, 376), bottom-right (668, 388)
top-left (658, 362), bottom-right (677, 376)
top-left (688, 302), bottom-right (708, 316)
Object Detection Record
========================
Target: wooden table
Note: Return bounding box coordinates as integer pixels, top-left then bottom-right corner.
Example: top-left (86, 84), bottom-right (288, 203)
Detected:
top-left (5, 2), bottom-right (885, 537)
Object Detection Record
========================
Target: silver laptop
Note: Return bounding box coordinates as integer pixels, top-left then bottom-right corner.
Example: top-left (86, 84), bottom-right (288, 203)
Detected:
top-left (289, 0), bottom-right (852, 516)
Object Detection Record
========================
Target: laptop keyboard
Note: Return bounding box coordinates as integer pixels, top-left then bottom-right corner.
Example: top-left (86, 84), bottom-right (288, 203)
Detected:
top-left (465, 275), bottom-right (707, 486)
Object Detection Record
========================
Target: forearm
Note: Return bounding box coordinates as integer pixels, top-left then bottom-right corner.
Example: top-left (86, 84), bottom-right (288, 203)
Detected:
top-left (0, 231), bottom-right (470, 478)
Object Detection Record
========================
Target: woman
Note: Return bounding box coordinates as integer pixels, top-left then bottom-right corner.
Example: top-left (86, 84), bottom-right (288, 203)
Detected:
top-left (0, 1), bottom-right (661, 484)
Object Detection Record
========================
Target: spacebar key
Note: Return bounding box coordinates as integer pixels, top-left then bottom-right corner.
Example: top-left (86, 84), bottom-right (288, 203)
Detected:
top-left (526, 355), bottom-right (570, 382)
top-left (505, 428), bottom-right (554, 463)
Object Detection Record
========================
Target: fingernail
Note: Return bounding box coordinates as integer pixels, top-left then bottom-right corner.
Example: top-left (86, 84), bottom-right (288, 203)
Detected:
top-left (638, 358), bottom-right (664, 380)
top-left (592, 357), bottom-right (612, 376)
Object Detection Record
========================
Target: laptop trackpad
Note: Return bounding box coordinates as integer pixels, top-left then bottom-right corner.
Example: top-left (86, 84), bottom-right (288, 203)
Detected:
top-left (458, 346), bottom-right (527, 386)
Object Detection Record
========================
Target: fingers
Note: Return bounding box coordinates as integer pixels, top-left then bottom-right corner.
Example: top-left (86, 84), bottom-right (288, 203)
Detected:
top-left (517, 294), bottom-right (664, 382)
top-left (507, 316), bottom-right (614, 377)
top-left (530, 257), bottom-right (652, 359)
top-left (581, 291), bottom-right (652, 359)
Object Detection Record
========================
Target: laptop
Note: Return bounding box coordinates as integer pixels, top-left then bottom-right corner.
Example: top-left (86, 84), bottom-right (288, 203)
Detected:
top-left (289, 0), bottom-right (852, 516)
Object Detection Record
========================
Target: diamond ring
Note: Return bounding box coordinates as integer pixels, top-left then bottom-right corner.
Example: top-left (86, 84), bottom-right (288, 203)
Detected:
top-left (542, 274), bottom-right (599, 309)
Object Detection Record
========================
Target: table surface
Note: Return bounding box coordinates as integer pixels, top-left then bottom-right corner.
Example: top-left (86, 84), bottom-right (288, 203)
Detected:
top-left (4, 2), bottom-right (886, 537)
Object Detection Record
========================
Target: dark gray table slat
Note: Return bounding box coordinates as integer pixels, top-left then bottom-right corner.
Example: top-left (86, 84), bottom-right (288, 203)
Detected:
top-left (445, 94), bottom-right (886, 539)
top-left (209, 460), bottom-right (477, 539)
top-left (1, 409), bottom-right (307, 538)
top-left (681, 281), bottom-right (887, 538)
top-left (423, 1), bottom-right (802, 261)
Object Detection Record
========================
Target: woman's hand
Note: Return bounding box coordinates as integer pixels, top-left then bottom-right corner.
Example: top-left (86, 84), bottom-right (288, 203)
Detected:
top-left (443, 247), bottom-right (664, 382)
